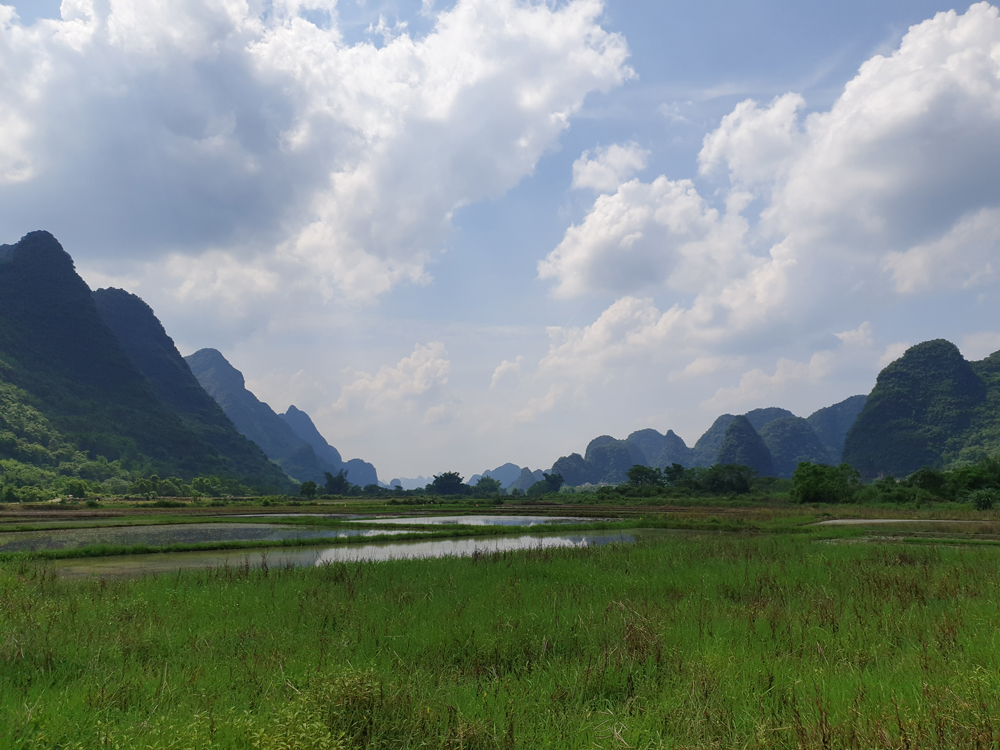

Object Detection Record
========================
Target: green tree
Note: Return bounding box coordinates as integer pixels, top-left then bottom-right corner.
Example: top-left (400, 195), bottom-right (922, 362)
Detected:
top-left (473, 476), bottom-right (503, 495)
top-left (792, 462), bottom-right (860, 504)
top-left (427, 472), bottom-right (467, 496)
top-left (662, 463), bottom-right (686, 486)
top-left (626, 465), bottom-right (664, 487)
top-left (323, 470), bottom-right (353, 495)
top-left (703, 464), bottom-right (757, 495)
top-left (299, 481), bottom-right (317, 499)
top-left (192, 476), bottom-right (223, 497)
top-left (64, 479), bottom-right (88, 499)
top-left (526, 472), bottom-right (565, 498)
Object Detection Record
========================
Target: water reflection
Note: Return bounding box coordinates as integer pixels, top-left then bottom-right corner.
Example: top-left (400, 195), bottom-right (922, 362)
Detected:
top-left (348, 515), bottom-right (592, 527)
top-left (313, 532), bottom-right (633, 562)
top-left (52, 531), bottom-right (641, 578)
top-left (0, 523), bottom-right (418, 552)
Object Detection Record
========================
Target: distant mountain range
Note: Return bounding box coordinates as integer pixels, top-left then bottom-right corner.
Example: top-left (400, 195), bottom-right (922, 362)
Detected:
top-left (392, 464), bottom-right (546, 492)
top-left (4, 233), bottom-right (1000, 493)
top-left (550, 396), bottom-right (868, 485)
top-left (0, 231), bottom-right (376, 493)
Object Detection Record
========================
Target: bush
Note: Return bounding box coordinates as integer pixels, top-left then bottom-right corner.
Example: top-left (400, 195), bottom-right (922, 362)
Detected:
top-left (792, 462), bottom-right (860, 504)
top-left (969, 488), bottom-right (996, 510)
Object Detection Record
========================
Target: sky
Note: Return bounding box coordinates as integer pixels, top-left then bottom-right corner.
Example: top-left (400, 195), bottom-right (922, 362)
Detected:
top-left (3, 0), bottom-right (1000, 482)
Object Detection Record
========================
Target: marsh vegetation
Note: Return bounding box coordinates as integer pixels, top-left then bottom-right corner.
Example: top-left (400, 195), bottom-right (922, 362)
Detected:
top-left (3, 522), bottom-right (1000, 749)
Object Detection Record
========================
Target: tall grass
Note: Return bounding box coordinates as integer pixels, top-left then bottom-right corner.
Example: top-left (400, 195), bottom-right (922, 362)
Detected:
top-left (2, 534), bottom-right (1000, 748)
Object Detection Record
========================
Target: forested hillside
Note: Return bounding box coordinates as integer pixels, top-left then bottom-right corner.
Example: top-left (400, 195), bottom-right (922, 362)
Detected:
top-left (843, 340), bottom-right (1000, 478)
top-left (0, 231), bottom-right (294, 497)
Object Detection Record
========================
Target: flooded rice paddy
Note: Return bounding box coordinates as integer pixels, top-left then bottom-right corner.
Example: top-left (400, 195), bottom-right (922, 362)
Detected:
top-left (0, 522), bottom-right (418, 552)
top-left (348, 514), bottom-right (592, 526)
top-left (51, 530), bottom-right (650, 578)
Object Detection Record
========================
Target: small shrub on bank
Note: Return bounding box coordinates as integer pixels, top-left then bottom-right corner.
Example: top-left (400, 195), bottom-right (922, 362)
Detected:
top-left (969, 488), bottom-right (996, 510)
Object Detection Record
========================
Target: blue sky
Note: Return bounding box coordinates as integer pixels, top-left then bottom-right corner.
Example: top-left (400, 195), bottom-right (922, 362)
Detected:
top-left (3, 0), bottom-right (998, 481)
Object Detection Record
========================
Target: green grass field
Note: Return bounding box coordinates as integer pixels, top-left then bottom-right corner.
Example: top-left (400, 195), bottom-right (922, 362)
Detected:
top-left (3, 527), bottom-right (1000, 749)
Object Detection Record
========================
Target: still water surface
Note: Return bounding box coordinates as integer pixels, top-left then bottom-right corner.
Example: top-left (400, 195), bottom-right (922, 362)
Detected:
top-left (0, 523), bottom-right (417, 552)
top-left (52, 531), bottom-right (644, 578)
top-left (348, 515), bottom-right (591, 526)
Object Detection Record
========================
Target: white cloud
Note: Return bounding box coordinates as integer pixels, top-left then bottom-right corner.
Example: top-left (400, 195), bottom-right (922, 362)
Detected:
top-left (537, 2), bottom-right (1000, 388)
top-left (334, 342), bottom-right (451, 411)
top-left (0, 0), bottom-right (633, 302)
top-left (490, 355), bottom-right (523, 388)
top-left (538, 296), bottom-right (681, 379)
top-left (571, 141), bottom-right (649, 192)
top-left (882, 208), bottom-right (1000, 293)
top-left (668, 355), bottom-right (744, 382)
top-left (834, 321), bottom-right (874, 348)
top-left (698, 93), bottom-right (805, 190)
top-left (514, 383), bottom-right (571, 423)
top-left (705, 352), bottom-right (834, 411)
top-left (538, 176), bottom-right (751, 299)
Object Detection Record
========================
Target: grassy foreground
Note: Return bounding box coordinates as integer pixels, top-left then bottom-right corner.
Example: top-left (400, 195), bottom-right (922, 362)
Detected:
top-left (3, 534), bottom-right (1000, 749)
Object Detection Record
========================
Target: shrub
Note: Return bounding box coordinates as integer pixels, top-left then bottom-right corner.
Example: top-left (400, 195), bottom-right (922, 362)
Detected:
top-left (792, 462), bottom-right (860, 504)
top-left (969, 488), bottom-right (996, 510)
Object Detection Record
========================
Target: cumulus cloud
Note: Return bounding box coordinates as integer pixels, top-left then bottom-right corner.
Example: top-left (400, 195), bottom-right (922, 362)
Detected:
top-left (834, 321), bottom-right (874, 348)
top-left (571, 141), bottom-right (649, 192)
top-left (705, 352), bottom-right (834, 411)
top-left (334, 342), bottom-right (450, 411)
top-left (699, 93), bottom-right (805, 190)
top-left (538, 177), bottom-right (751, 299)
top-left (490, 355), bottom-right (523, 388)
top-left (538, 296), bottom-right (682, 379)
top-left (0, 0), bottom-right (633, 302)
top-left (882, 208), bottom-right (1000, 293)
top-left (538, 2), bottom-right (1000, 374)
top-left (668, 355), bottom-right (744, 382)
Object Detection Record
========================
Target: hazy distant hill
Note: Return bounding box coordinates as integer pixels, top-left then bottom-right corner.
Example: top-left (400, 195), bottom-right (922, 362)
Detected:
top-left (717, 416), bottom-right (774, 476)
top-left (843, 340), bottom-right (997, 478)
top-left (468, 463), bottom-right (525, 489)
top-left (508, 467), bottom-right (545, 493)
top-left (93, 288), bottom-right (291, 490)
top-left (689, 415), bottom-right (736, 467)
top-left (186, 348), bottom-right (331, 484)
top-left (0, 231), bottom-right (290, 488)
top-left (389, 476), bottom-right (431, 491)
top-left (652, 430), bottom-right (694, 468)
top-left (186, 349), bottom-right (378, 486)
top-left (744, 407), bottom-right (796, 432)
top-left (758, 417), bottom-right (832, 478)
top-left (549, 393), bottom-right (867, 484)
top-left (280, 405), bottom-right (378, 487)
top-left (807, 395), bottom-right (867, 462)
